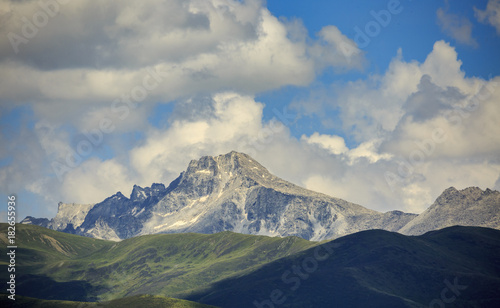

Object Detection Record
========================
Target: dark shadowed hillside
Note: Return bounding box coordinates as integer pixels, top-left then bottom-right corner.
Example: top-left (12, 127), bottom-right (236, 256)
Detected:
top-left (187, 226), bottom-right (500, 308)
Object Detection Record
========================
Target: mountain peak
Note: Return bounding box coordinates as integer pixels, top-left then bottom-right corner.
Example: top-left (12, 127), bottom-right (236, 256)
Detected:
top-left (130, 183), bottom-right (167, 201)
top-left (131, 185), bottom-right (146, 201)
top-left (399, 186), bottom-right (500, 235)
top-left (443, 186), bottom-right (459, 194)
top-left (114, 191), bottom-right (126, 199)
top-left (216, 151), bottom-right (269, 172)
top-left (184, 151), bottom-right (271, 180)
top-left (460, 186), bottom-right (495, 201)
top-left (436, 186), bottom-right (499, 205)
top-left (435, 187), bottom-right (459, 204)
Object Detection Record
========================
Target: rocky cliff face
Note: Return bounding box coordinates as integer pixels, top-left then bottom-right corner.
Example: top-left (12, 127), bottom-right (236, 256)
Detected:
top-left (22, 202), bottom-right (95, 233)
top-left (139, 151), bottom-right (390, 241)
top-left (22, 184), bottom-right (169, 241)
top-left (77, 183), bottom-right (169, 240)
top-left (21, 151), bottom-right (500, 241)
top-left (399, 186), bottom-right (500, 235)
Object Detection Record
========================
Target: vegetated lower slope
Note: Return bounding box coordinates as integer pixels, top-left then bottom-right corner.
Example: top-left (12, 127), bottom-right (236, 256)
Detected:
top-left (186, 226), bottom-right (500, 308)
top-left (0, 294), bottom-right (218, 308)
top-left (0, 223), bottom-right (317, 302)
top-left (3, 224), bottom-right (500, 307)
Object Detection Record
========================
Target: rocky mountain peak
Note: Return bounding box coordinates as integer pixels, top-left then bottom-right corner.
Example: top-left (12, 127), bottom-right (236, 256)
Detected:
top-left (434, 187), bottom-right (459, 204)
top-left (176, 151), bottom-right (276, 198)
top-left (50, 202), bottom-right (96, 232)
top-left (460, 186), bottom-right (497, 201)
top-left (112, 191), bottom-right (127, 200)
top-left (151, 183), bottom-right (166, 192)
top-left (399, 186), bottom-right (500, 235)
top-left (185, 156), bottom-right (219, 178)
top-left (131, 185), bottom-right (146, 201)
top-left (435, 186), bottom-right (499, 206)
top-left (131, 183), bottom-right (168, 202)
top-left (185, 151), bottom-right (270, 178)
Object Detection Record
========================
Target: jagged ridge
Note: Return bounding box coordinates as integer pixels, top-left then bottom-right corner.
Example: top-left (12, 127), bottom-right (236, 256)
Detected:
top-left (399, 186), bottom-right (500, 235)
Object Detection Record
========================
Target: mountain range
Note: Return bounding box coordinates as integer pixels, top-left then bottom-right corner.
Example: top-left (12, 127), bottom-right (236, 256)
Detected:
top-left (21, 151), bottom-right (500, 241)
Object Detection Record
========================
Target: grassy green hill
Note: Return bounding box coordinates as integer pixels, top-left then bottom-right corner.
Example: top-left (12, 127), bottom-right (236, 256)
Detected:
top-left (186, 226), bottom-right (500, 307)
top-left (0, 223), bottom-right (317, 301)
top-left (0, 294), bottom-right (217, 308)
top-left (2, 224), bottom-right (500, 307)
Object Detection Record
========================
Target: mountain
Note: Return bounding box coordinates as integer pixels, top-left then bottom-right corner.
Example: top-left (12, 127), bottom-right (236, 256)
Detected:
top-left (23, 183), bottom-right (169, 241)
top-left (29, 202), bottom-right (96, 233)
top-left (22, 151), bottom-right (415, 241)
top-left (399, 186), bottom-right (500, 235)
top-left (187, 226), bottom-right (500, 308)
top-left (77, 183), bottom-right (170, 240)
top-left (2, 223), bottom-right (500, 307)
top-left (135, 151), bottom-right (414, 240)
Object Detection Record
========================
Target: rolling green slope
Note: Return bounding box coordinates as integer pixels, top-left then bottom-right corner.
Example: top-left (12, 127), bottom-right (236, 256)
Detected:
top-left (2, 224), bottom-right (500, 307)
top-left (186, 226), bottom-right (500, 308)
top-left (0, 294), bottom-right (218, 308)
top-left (0, 223), bottom-right (317, 301)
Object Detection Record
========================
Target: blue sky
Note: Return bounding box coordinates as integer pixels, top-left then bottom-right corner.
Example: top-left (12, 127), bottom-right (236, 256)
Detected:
top-left (1, 0), bottom-right (500, 221)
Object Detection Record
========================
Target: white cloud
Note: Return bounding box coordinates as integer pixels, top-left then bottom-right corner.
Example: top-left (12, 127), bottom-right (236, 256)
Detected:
top-left (59, 158), bottom-right (135, 204)
top-left (307, 25), bottom-right (365, 71)
top-left (331, 41), bottom-right (478, 142)
top-left (301, 133), bottom-right (391, 164)
top-left (381, 75), bottom-right (500, 160)
top-left (0, 122), bottom-right (47, 194)
top-left (347, 140), bottom-right (393, 164)
top-left (301, 132), bottom-right (348, 155)
top-left (475, 0), bottom-right (500, 34)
